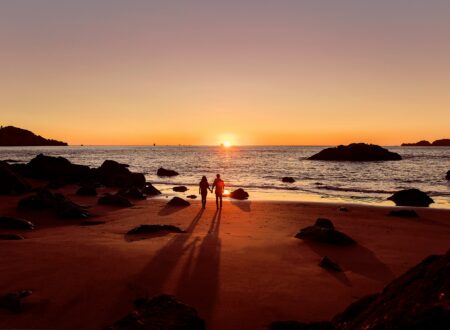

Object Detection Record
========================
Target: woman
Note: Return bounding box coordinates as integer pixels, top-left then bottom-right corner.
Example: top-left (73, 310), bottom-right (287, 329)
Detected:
top-left (199, 176), bottom-right (211, 208)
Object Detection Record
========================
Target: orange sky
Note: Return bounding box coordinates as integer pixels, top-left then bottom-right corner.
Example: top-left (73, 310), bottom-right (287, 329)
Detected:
top-left (1, 1), bottom-right (449, 146)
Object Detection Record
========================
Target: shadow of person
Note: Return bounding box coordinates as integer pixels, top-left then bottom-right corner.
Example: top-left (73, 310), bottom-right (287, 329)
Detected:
top-left (231, 200), bottom-right (251, 212)
top-left (301, 240), bottom-right (395, 283)
top-left (175, 209), bottom-right (222, 327)
top-left (158, 204), bottom-right (190, 216)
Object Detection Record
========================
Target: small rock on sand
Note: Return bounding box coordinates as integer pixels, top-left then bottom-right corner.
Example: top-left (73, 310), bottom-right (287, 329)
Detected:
top-left (187, 195), bottom-right (197, 199)
top-left (127, 224), bottom-right (185, 235)
top-left (157, 167), bottom-right (179, 177)
top-left (282, 177), bottom-right (295, 183)
top-left (388, 189), bottom-right (434, 207)
top-left (167, 197), bottom-right (190, 207)
top-left (230, 188), bottom-right (249, 200)
top-left (0, 216), bottom-right (34, 230)
top-left (295, 219), bottom-right (355, 246)
top-left (173, 186), bottom-right (188, 192)
top-left (98, 193), bottom-right (133, 207)
top-left (143, 183), bottom-right (161, 196)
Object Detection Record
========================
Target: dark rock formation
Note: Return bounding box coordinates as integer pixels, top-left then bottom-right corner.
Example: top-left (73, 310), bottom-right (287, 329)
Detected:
top-left (76, 186), bottom-right (97, 196)
top-left (173, 186), bottom-right (188, 192)
top-left (0, 234), bottom-right (25, 240)
top-left (446, 170), bottom-right (450, 180)
top-left (308, 143), bottom-right (402, 161)
top-left (0, 216), bottom-right (34, 230)
top-left (0, 290), bottom-right (33, 313)
top-left (80, 220), bottom-right (105, 226)
top-left (127, 224), bottom-right (185, 235)
top-left (401, 140), bottom-right (432, 146)
top-left (0, 126), bottom-right (67, 146)
top-left (282, 177), bottom-right (296, 183)
top-left (118, 187), bottom-right (146, 200)
top-left (167, 197), bottom-right (190, 207)
top-left (157, 167), bottom-right (179, 177)
top-left (432, 139), bottom-right (450, 146)
top-left (106, 294), bottom-right (205, 330)
top-left (295, 219), bottom-right (355, 246)
top-left (269, 321), bottom-right (334, 330)
top-left (94, 160), bottom-right (145, 188)
top-left (319, 256), bottom-right (342, 272)
top-left (230, 188), bottom-right (249, 200)
top-left (388, 189), bottom-right (434, 207)
top-left (387, 209), bottom-right (419, 218)
top-left (143, 183), bottom-right (161, 196)
top-left (187, 195), bottom-right (197, 199)
top-left (98, 193), bottom-right (133, 207)
top-left (0, 161), bottom-right (30, 195)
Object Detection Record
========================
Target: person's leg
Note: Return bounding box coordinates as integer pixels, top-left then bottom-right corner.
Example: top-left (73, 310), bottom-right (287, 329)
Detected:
top-left (219, 195), bottom-right (223, 208)
top-left (201, 193), bottom-right (206, 208)
top-left (215, 195), bottom-right (219, 208)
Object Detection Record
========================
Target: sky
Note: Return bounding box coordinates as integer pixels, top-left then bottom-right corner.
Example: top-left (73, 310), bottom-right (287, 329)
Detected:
top-left (1, 0), bottom-right (449, 146)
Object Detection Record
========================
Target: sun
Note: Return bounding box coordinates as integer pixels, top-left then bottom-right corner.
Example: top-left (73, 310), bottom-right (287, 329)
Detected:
top-left (222, 141), bottom-right (232, 148)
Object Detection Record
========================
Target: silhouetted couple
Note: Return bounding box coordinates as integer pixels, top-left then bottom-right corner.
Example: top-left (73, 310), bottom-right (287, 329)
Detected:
top-left (199, 174), bottom-right (224, 209)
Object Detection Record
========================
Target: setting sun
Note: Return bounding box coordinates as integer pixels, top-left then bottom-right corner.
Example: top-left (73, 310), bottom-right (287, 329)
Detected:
top-left (222, 141), bottom-right (232, 148)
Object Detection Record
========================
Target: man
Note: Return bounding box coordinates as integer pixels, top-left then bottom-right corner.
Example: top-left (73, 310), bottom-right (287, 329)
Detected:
top-left (211, 174), bottom-right (225, 209)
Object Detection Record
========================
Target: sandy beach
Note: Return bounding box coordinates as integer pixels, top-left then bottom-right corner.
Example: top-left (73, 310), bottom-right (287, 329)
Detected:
top-left (1, 185), bottom-right (449, 329)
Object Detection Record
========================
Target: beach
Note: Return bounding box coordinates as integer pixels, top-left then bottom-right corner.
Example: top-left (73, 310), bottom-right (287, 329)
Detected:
top-left (1, 185), bottom-right (449, 329)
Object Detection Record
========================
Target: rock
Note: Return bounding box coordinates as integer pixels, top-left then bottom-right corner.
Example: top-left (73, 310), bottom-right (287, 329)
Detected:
top-left (268, 321), bottom-right (335, 330)
top-left (282, 177), bottom-right (296, 183)
top-left (76, 186), bottom-right (97, 196)
top-left (0, 126), bottom-right (67, 146)
top-left (388, 189), bottom-right (434, 207)
top-left (17, 188), bottom-right (56, 210)
top-left (0, 234), bottom-right (25, 240)
top-left (157, 167), bottom-right (179, 177)
top-left (98, 193), bottom-right (133, 207)
top-left (106, 294), bottom-right (205, 330)
top-left (0, 161), bottom-right (30, 195)
top-left (94, 160), bottom-right (145, 188)
top-left (80, 220), bottom-right (105, 226)
top-left (332, 250), bottom-right (450, 330)
top-left (308, 143), bottom-right (402, 161)
top-left (173, 186), bottom-right (188, 192)
top-left (143, 183), bottom-right (161, 196)
top-left (401, 140), bottom-right (432, 146)
top-left (127, 224), bottom-right (185, 235)
top-left (0, 290), bottom-right (33, 312)
top-left (118, 186), bottom-right (146, 199)
top-left (319, 256), bottom-right (342, 272)
top-left (295, 220), bottom-right (355, 246)
top-left (388, 210), bottom-right (419, 218)
top-left (167, 197), bottom-right (190, 207)
top-left (187, 195), bottom-right (197, 199)
top-left (432, 138), bottom-right (450, 146)
top-left (230, 188), bottom-right (249, 200)
top-left (446, 170), bottom-right (450, 180)
top-left (0, 216), bottom-right (34, 230)
top-left (53, 193), bottom-right (90, 219)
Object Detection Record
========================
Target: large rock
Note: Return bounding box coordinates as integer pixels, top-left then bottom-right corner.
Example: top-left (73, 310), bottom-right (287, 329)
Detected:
top-left (446, 170), bottom-right (450, 180)
top-left (94, 160), bottom-right (145, 189)
top-left (295, 219), bottom-right (355, 246)
top-left (118, 187), bottom-right (146, 200)
top-left (230, 188), bottom-right (249, 200)
top-left (143, 183), bottom-right (161, 196)
top-left (167, 197), bottom-right (190, 207)
top-left (173, 186), bottom-right (188, 192)
top-left (0, 161), bottom-right (29, 195)
top-left (282, 177), bottom-right (296, 183)
top-left (0, 216), bottom-right (34, 230)
top-left (308, 143), bottom-right (402, 161)
top-left (98, 193), bottom-right (133, 207)
top-left (107, 294), bottom-right (205, 330)
top-left (388, 189), bottom-right (434, 207)
top-left (127, 224), bottom-right (185, 235)
top-left (157, 167), bottom-right (179, 177)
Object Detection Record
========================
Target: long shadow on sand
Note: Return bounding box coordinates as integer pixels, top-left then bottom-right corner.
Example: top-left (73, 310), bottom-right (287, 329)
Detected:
top-left (231, 200), bottom-right (251, 212)
top-left (301, 240), bottom-right (395, 283)
top-left (157, 204), bottom-right (190, 216)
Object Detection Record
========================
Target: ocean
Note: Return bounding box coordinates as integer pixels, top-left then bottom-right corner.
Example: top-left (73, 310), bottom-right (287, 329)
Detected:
top-left (1, 146), bottom-right (450, 208)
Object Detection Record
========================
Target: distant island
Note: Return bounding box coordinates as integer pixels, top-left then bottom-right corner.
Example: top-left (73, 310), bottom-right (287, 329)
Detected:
top-left (0, 126), bottom-right (67, 146)
top-left (401, 139), bottom-right (450, 147)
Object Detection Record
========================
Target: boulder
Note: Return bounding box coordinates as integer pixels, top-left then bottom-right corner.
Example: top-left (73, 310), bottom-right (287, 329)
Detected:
top-left (0, 234), bottom-right (25, 240)
top-left (0, 161), bottom-right (29, 195)
top-left (17, 188), bottom-right (56, 210)
top-left (282, 177), bottom-right (296, 183)
top-left (388, 189), bottom-right (434, 207)
top-left (94, 160), bottom-right (145, 188)
top-left (157, 167), bottom-right (179, 177)
top-left (387, 210), bottom-right (419, 218)
top-left (0, 216), bottom-right (34, 230)
top-left (319, 256), bottom-right (342, 272)
top-left (173, 186), bottom-right (188, 192)
top-left (106, 294), bottom-right (205, 330)
top-left (167, 197), bottom-right (190, 207)
top-left (98, 193), bottom-right (133, 207)
top-left (0, 290), bottom-right (33, 313)
top-left (446, 170), bottom-right (450, 180)
top-left (53, 193), bottom-right (89, 219)
top-left (295, 219), bottom-right (355, 246)
top-left (118, 187), bottom-right (146, 199)
top-left (187, 195), bottom-right (197, 199)
top-left (308, 143), bottom-right (402, 161)
top-left (127, 224), bottom-right (185, 235)
top-left (76, 186), bottom-right (97, 196)
top-left (230, 188), bottom-right (249, 200)
top-left (143, 183), bottom-right (161, 196)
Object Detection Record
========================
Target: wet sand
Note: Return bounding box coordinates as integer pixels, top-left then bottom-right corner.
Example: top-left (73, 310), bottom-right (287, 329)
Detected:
top-left (1, 186), bottom-right (449, 329)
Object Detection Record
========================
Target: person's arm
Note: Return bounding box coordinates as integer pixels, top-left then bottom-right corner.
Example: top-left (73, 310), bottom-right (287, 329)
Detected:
top-left (211, 180), bottom-right (216, 193)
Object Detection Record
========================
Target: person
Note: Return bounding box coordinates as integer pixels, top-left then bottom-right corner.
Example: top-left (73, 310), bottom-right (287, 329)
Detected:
top-left (211, 174), bottom-right (225, 209)
top-left (198, 176), bottom-right (210, 208)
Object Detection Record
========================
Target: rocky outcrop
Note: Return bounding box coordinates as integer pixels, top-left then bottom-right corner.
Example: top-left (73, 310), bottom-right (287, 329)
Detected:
top-left (107, 294), bottom-right (205, 329)
top-left (446, 170), bottom-right (450, 180)
top-left (295, 218), bottom-right (355, 246)
top-left (118, 187), bottom-right (146, 200)
top-left (402, 138), bottom-right (450, 146)
top-left (0, 126), bottom-right (67, 146)
top-left (173, 186), bottom-right (188, 192)
top-left (0, 161), bottom-right (29, 195)
top-left (98, 193), bottom-right (133, 207)
top-left (388, 189), bottom-right (434, 207)
top-left (0, 216), bottom-right (34, 230)
top-left (94, 160), bottom-right (145, 188)
top-left (432, 139), bottom-right (450, 146)
top-left (157, 167), bottom-right (179, 177)
top-left (127, 224), bottom-right (185, 235)
top-left (167, 197), bottom-right (190, 207)
top-left (230, 188), bottom-right (249, 200)
top-left (282, 177), bottom-right (296, 183)
top-left (308, 143), bottom-right (402, 161)
top-left (143, 183), bottom-right (161, 196)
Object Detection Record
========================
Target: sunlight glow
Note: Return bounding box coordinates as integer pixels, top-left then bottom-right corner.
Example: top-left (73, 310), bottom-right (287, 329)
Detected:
top-left (222, 141), bottom-right (232, 148)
